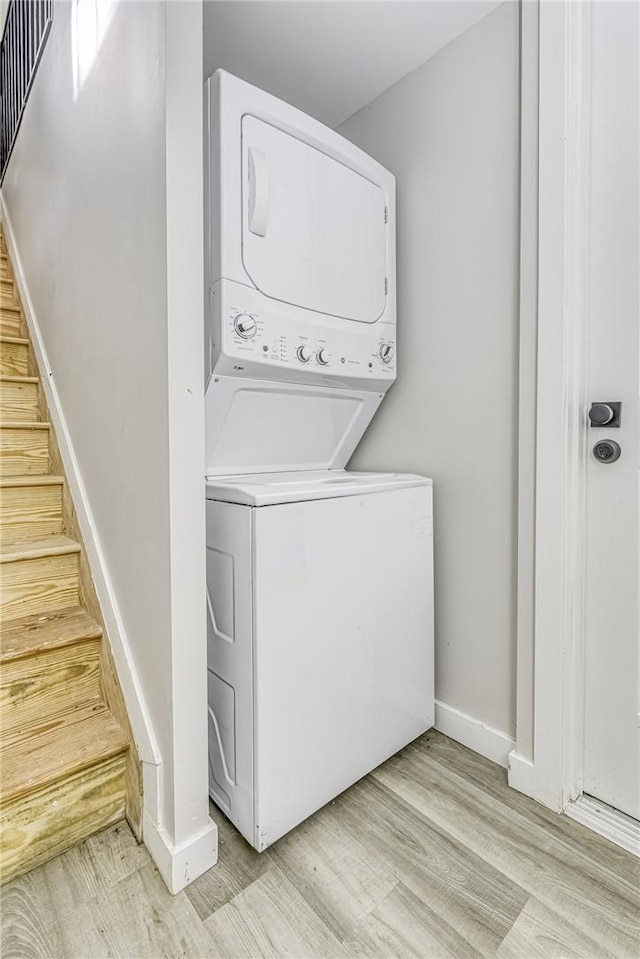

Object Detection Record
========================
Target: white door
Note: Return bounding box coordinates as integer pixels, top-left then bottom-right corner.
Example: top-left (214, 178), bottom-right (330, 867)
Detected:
top-left (582, 0), bottom-right (639, 820)
top-left (241, 116), bottom-right (387, 324)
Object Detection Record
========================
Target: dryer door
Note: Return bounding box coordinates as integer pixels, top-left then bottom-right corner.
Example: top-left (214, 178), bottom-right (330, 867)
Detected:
top-left (241, 116), bottom-right (387, 324)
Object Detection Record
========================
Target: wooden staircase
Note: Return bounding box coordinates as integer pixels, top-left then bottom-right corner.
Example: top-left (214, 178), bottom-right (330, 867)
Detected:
top-left (0, 232), bottom-right (136, 884)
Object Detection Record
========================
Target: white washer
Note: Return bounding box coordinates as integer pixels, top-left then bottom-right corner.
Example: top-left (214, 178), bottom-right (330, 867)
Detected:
top-left (204, 72), bottom-right (434, 850)
top-left (205, 470), bottom-right (434, 851)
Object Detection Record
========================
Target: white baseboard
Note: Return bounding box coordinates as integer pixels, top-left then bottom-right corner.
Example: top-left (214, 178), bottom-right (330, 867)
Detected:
top-left (508, 749), bottom-right (536, 795)
top-left (565, 795), bottom-right (640, 859)
top-left (143, 813), bottom-right (218, 895)
top-left (434, 700), bottom-right (515, 768)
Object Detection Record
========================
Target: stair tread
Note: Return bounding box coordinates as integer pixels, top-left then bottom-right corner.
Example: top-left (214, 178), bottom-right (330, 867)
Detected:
top-left (0, 534), bottom-right (81, 563)
top-left (0, 474), bottom-right (63, 487)
top-left (0, 421), bottom-right (50, 429)
top-left (0, 336), bottom-right (28, 346)
top-left (0, 606), bottom-right (102, 663)
top-left (0, 375), bottom-right (38, 384)
top-left (1, 703), bottom-right (129, 802)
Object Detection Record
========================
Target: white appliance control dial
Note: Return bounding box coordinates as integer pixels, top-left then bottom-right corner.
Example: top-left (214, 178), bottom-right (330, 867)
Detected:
top-left (234, 313), bottom-right (258, 339)
top-left (316, 348), bottom-right (329, 366)
top-left (296, 344), bottom-right (312, 364)
top-left (379, 343), bottom-right (394, 364)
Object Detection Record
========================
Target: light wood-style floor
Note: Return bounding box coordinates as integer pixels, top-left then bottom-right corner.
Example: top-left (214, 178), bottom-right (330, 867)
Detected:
top-left (2, 731), bottom-right (638, 959)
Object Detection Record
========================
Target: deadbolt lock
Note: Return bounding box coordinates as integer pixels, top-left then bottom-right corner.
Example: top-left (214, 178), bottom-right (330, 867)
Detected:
top-left (592, 439), bottom-right (622, 464)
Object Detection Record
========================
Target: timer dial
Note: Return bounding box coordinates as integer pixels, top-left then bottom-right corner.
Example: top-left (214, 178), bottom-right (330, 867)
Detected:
top-left (296, 344), bottom-right (312, 364)
top-left (379, 342), bottom-right (394, 364)
top-left (316, 348), bottom-right (329, 366)
top-left (234, 313), bottom-right (257, 339)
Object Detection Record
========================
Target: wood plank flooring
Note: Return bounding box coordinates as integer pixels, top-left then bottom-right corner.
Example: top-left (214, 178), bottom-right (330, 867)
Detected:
top-left (1, 731), bottom-right (638, 959)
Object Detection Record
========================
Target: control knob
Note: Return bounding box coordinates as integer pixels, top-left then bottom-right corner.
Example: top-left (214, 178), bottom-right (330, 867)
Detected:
top-left (296, 344), bottom-right (312, 364)
top-left (316, 348), bottom-right (329, 366)
top-left (379, 342), bottom-right (393, 364)
top-left (233, 313), bottom-right (257, 339)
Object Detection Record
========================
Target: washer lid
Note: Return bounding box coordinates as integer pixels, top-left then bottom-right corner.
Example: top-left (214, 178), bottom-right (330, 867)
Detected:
top-left (204, 375), bottom-right (385, 477)
top-left (205, 470), bottom-right (432, 506)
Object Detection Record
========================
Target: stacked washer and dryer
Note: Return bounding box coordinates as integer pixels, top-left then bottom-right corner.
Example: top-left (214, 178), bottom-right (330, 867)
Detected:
top-left (204, 71), bottom-right (434, 852)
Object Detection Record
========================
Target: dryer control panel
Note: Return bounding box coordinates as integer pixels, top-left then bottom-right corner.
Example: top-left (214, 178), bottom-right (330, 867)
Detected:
top-left (207, 280), bottom-right (396, 392)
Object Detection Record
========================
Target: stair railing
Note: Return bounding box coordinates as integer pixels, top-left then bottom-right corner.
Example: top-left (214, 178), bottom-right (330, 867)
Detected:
top-left (0, 0), bottom-right (53, 182)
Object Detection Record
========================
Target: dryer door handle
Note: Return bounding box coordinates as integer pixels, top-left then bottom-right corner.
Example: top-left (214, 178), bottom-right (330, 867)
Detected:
top-left (248, 148), bottom-right (269, 237)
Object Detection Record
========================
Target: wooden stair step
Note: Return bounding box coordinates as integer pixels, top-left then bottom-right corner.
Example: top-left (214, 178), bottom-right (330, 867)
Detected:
top-left (0, 304), bottom-right (21, 337)
top-left (1, 631), bottom-right (102, 741)
top-left (0, 534), bottom-right (81, 620)
top-left (0, 290), bottom-right (18, 310)
top-left (1, 534), bottom-right (81, 563)
top-left (0, 606), bottom-right (102, 662)
top-left (1, 703), bottom-right (129, 801)
top-left (0, 474), bottom-right (63, 543)
top-left (0, 375), bottom-right (39, 422)
top-left (0, 281), bottom-right (16, 307)
top-left (0, 608), bottom-right (103, 740)
top-left (0, 336), bottom-right (29, 377)
top-left (0, 705), bottom-right (128, 884)
top-left (0, 422), bottom-right (49, 475)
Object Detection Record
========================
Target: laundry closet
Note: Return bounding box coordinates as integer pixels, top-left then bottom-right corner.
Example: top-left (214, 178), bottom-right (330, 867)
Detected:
top-left (202, 1), bottom-right (522, 846)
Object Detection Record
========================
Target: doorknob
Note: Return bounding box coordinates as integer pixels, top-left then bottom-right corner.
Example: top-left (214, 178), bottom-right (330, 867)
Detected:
top-left (588, 401), bottom-right (621, 427)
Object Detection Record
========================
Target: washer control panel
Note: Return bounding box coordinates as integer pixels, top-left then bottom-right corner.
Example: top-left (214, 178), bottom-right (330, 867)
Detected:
top-left (209, 281), bottom-right (396, 390)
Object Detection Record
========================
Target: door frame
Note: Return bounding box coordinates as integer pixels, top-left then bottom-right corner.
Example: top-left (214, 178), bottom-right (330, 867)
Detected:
top-left (511, 0), bottom-right (640, 854)
top-left (509, 0), bottom-right (592, 814)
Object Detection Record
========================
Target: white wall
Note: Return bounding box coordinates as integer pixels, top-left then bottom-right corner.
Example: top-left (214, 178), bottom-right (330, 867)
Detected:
top-left (1, 0), bottom-right (215, 891)
top-left (203, 0), bottom-right (502, 128)
top-left (339, 2), bottom-right (520, 742)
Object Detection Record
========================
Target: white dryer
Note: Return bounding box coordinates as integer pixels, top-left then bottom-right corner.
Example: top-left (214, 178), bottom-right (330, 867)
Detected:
top-left (204, 71), bottom-right (434, 851)
top-left (204, 69), bottom-right (396, 476)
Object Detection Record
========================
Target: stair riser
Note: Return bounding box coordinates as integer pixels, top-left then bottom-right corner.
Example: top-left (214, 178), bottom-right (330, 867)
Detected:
top-left (0, 290), bottom-right (17, 310)
top-left (0, 380), bottom-right (38, 422)
top-left (1, 638), bottom-right (102, 739)
top-left (0, 551), bottom-right (79, 620)
top-left (0, 341), bottom-right (28, 377)
top-left (0, 483), bottom-right (63, 543)
top-left (0, 308), bottom-right (21, 338)
top-left (0, 753), bottom-right (126, 885)
top-left (0, 427), bottom-right (49, 475)
top-left (0, 259), bottom-right (9, 279)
